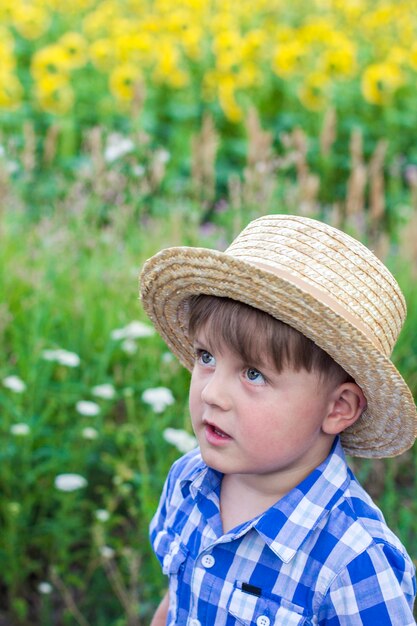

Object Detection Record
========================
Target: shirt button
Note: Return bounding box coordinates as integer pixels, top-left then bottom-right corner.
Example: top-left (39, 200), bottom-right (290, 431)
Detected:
top-left (189, 620), bottom-right (201, 626)
top-left (256, 616), bottom-right (270, 626)
top-left (201, 553), bottom-right (215, 568)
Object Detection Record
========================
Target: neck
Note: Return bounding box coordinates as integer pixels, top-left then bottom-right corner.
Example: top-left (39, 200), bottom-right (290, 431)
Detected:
top-left (220, 453), bottom-right (331, 534)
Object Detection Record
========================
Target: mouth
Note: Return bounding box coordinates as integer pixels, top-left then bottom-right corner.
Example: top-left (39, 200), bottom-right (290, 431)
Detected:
top-left (203, 421), bottom-right (232, 444)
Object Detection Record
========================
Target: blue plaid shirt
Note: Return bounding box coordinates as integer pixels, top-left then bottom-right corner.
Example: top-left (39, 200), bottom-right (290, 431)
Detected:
top-left (150, 439), bottom-right (416, 625)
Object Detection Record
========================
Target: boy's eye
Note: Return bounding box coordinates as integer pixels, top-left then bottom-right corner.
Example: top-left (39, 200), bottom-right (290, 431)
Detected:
top-left (196, 349), bottom-right (215, 366)
top-left (245, 368), bottom-right (265, 384)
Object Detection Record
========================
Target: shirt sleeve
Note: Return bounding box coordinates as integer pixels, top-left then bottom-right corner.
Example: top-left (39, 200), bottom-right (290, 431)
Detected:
top-left (149, 450), bottom-right (199, 563)
top-left (149, 459), bottom-right (178, 561)
top-left (318, 541), bottom-right (416, 625)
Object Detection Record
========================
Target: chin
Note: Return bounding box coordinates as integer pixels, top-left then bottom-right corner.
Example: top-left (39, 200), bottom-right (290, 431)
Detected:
top-left (199, 448), bottom-right (225, 471)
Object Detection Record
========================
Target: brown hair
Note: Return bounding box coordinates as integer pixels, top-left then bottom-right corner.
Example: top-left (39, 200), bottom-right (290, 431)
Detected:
top-left (187, 295), bottom-right (353, 384)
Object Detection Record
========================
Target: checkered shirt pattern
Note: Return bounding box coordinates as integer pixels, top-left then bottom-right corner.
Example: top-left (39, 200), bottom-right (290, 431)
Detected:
top-left (150, 439), bottom-right (416, 625)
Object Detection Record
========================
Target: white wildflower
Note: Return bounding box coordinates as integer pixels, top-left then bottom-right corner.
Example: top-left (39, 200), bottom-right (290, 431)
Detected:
top-left (6, 160), bottom-right (19, 174)
top-left (10, 423), bottom-right (30, 436)
top-left (142, 387), bottom-right (175, 413)
top-left (95, 509), bottom-right (110, 523)
top-left (81, 427), bottom-right (99, 440)
top-left (38, 582), bottom-right (53, 595)
top-left (54, 473), bottom-right (87, 492)
top-left (104, 133), bottom-right (134, 162)
top-left (155, 148), bottom-right (170, 164)
top-left (91, 383), bottom-right (116, 400)
top-left (76, 401), bottom-right (100, 416)
top-left (100, 545), bottom-right (115, 559)
top-left (132, 164), bottom-right (145, 177)
top-left (121, 338), bottom-right (138, 354)
top-left (55, 350), bottom-right (80, 367)
top-left (162, 352), bottom-right (175, 364)
top-left (2, 375), bottom-right (26, 393)
top-left (42, 349), bottom-right (80, 367)
top-left (111, 321), bottom-right (154, 340)
top-left (0, 148), bottom-right (17, 173)
top-left (163, 428), bottom-right (197, 453)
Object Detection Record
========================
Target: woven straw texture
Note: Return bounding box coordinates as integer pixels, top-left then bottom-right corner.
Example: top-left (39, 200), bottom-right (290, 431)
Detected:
top-left (140, 214), bottom-right (417, 458)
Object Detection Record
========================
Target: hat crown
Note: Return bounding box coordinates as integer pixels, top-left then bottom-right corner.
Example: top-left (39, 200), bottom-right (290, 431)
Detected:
top-left (225, 215), bottom-right (406, 356)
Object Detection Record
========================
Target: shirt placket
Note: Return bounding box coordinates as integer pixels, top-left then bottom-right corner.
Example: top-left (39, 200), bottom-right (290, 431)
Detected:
top-left (186, 498), bottom-right (259, 626)
top-left (184, 479), bottom-right (235, 625)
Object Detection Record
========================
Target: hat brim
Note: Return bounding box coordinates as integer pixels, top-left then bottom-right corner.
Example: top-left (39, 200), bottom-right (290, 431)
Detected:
top-left (140, 246), bottom-right (417, 458)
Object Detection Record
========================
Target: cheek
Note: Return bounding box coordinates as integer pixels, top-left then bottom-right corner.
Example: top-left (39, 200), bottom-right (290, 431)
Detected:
top-left (188, 377), bottom-right (200, 415)
top-left (240, 404), bottom-right (300, 443)
top-left (238, 405), bottom-right (279, 440)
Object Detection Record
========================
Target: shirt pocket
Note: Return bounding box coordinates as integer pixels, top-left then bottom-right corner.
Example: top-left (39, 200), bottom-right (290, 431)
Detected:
top-left (227, 585), bottom-right (310, 626)
top-left (161, 537), bottom-right (188, 576)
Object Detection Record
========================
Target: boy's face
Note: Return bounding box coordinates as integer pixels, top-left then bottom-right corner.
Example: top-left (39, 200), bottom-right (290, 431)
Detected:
top-left (189, 327), bottom-right (338, 494)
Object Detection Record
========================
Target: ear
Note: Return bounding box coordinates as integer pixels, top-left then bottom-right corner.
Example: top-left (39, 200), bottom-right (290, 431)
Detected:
top-left (322, 383), bottom-right (367, 436)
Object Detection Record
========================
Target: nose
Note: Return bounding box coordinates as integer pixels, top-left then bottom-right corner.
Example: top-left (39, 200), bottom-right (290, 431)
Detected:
top-left (200, 368), bottom-right (231, 410)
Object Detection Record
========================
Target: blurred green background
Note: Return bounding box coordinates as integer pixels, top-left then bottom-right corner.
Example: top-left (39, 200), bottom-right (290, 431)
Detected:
top-left (1, 0), bottom-right (417, 624)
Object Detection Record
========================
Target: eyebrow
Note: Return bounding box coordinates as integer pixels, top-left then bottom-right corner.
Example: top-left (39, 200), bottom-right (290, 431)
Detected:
top-left (192, 334), bottom-right (213, 352)
top-left (242, 356), bottom-right (274, 374)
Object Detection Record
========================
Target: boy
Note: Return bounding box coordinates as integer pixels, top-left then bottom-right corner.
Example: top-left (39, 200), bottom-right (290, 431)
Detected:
top-left (140, 214), bottom-right (417, 625)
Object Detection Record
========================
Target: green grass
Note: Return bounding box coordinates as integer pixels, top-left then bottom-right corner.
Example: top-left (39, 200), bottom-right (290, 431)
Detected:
top-left (0, 209), bottom-right (197, 624)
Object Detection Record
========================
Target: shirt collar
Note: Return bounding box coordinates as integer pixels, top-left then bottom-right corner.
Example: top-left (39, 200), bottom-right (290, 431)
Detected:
top-left (180, 438), bottom-right (350, 560)
top-left (180, 455), bottom-right (222, 500)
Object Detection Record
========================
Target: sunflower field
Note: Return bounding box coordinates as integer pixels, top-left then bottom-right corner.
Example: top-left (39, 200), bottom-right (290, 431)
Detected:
top-left (2, 0), bottom-right (417, 119)
top-left (1, 0), bottom-right (417, 217)
top-left (1, 1), bottom-right (417, 625)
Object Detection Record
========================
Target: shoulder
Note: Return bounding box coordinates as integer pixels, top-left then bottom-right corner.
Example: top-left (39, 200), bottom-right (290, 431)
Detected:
top-left (340, 472), bottom-right (410, 554)
top-left (306, 441), bottom-right (413, 570)
top-left (318, 538), bottom-right (416, 624)
top-left (314, 472), bottom-right (416, 621)
top-left (322, 469), bottom-right (412, 566)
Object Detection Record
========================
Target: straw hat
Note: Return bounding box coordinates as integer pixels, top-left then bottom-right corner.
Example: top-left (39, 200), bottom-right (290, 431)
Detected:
top-left (140, 214), bottom-right (417, 458)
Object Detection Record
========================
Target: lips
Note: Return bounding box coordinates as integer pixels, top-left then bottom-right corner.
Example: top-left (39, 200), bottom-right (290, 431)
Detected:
top-left (203, 421), bottom-right (232, 443)
top-left (211, 425), bottom-right (229, 437)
